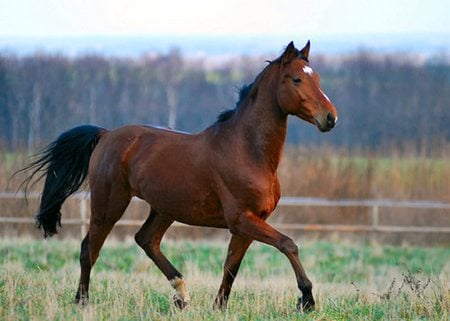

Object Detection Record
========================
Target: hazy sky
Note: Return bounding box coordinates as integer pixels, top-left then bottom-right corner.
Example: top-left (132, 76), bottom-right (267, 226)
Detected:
top-left (0, 0), bottom-right (449, 38)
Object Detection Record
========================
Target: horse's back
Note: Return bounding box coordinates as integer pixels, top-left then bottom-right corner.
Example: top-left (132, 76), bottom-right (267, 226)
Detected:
top-left (90, 124), bottom-right (220, 217)
top-left (89, 125), bottom-right (189, 183)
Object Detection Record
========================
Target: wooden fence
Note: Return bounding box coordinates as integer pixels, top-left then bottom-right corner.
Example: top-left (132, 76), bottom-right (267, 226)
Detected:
top-left (1, 192), bottom-right (449, 239)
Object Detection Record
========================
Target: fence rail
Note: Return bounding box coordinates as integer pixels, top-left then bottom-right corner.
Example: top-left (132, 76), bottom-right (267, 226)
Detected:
top-left (1, 192), bottom-right (450, 238)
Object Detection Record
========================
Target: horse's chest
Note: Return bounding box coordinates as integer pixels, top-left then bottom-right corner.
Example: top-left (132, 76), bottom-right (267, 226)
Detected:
top-left (228, 173), bottom-right (281, 215)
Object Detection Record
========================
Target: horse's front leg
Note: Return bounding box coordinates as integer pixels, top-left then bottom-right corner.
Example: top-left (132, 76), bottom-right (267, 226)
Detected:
top-left (227, 210), bottom-right (315, 312)
top-left (213, 235), bottom-right (253, 310)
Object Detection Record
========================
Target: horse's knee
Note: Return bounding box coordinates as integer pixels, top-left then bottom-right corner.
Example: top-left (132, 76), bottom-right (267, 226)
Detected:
top-left (135, 232), bottom-right (160, 258)
top-left (134, 232), bottom-right (145, 248)
top-left (278, 237), bottom-right (299, 256)
top-left (134, 229), bottom-right (153, 249)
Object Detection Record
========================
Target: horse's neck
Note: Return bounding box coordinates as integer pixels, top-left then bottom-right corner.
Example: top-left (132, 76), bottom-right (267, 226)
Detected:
top-left (232, 67), bottom-right (288, 173)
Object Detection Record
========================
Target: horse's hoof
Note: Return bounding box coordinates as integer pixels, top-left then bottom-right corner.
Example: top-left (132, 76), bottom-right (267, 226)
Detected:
top-left (212, 302), bottom-right (226, 311)
top-left (75, 295), bottom-right (89, 306)
top-left (297, 295), bottom-right (315, 313)
top-left (212, 296), bottom-right (228, 310)
top-left (173, 294), bottom-right (189, 310)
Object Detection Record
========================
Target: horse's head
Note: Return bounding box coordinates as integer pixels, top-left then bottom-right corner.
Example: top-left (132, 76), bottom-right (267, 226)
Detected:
top-left (276, 41), bottom-right (338, 132)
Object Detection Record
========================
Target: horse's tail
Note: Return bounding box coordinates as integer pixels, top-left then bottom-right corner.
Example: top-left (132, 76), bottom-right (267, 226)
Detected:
top-left (21, 125), bottom-right (106, 237)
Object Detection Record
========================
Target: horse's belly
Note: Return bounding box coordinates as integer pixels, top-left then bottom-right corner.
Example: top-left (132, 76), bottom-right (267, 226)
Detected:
top-left (172, 199), bottom-right (226, 228)
top-left (145, 186), bottom-right (227, 228)
top-left (174, 210), bottom-right (228, 228)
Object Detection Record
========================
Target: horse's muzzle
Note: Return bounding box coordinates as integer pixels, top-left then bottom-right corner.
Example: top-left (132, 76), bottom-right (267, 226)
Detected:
top-left (315, 113), bottom-right (338, 132)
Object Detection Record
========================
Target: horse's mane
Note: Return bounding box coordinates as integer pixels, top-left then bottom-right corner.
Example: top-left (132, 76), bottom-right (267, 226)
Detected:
top-left (216, 83), bottom-right (253, 123)
top-left (215, 57), bottom-right (288, 124)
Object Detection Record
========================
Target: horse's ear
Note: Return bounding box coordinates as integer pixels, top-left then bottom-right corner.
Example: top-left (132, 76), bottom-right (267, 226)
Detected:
top-left (281, 41), bottom-right (299, 64)
top-left (299, 40), bottom-right (311, 61)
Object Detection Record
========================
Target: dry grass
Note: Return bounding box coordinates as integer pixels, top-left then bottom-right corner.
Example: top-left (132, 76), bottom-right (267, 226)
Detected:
top-left (1, 147), bottom-right (450, 243)
top-left (279, 146), bottom-right (450, 201)
top-left (3, 146), bottom-right (450, 200)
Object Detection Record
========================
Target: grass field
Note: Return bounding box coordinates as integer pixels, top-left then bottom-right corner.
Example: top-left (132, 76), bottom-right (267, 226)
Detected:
top-left (0, 238), bottom-right (449, 320)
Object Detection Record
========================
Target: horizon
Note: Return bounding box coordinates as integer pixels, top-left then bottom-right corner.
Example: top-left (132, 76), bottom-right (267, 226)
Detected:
top-left (1, 32), bottom-right (450, 58)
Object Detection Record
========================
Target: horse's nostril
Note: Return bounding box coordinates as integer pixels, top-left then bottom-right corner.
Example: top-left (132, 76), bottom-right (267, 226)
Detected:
top-left (326, 113), bottom-right (336, 128)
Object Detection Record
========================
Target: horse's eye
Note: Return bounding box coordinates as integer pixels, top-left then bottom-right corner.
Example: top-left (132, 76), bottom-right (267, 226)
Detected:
top-left (292, 77), bottom-right (301, 84)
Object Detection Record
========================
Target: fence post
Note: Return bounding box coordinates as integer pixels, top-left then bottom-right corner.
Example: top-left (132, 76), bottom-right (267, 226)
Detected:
top-left (371, 205), bottom-right (379, 232)
top-left (80, 198), bottom-right (88, 239)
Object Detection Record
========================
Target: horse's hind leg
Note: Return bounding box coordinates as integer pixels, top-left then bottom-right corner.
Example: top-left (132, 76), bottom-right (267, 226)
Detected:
top-left (213, 235), bottom-right (253, 310)
top-left (75, 183), bottom-right (131, 305)
top-left (134, 209), bottom-right (189, 309)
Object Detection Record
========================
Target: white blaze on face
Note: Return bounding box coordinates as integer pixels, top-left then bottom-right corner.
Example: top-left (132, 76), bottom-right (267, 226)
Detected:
top-left (302, 65), bottom-right (332, 103)
top-left (302, 66), bottom-right (314, 76)
top-left (320, 89), bottom-right (331, 102)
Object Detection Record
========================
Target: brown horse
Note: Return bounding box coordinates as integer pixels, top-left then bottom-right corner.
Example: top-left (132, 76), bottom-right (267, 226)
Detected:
top-left (23, 41), bottom-right (337, 312)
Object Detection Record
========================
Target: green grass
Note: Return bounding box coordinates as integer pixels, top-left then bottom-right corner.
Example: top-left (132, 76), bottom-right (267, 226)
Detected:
top-left (0, 238), bottom-right (448, 320)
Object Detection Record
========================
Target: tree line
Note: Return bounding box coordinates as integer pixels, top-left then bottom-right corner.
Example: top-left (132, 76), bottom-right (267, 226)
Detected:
top-left (0, 49), bottom-right (449, 153)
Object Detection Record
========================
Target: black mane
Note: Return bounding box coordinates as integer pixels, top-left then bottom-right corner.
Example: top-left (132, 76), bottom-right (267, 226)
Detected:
top-left (216, 109), bottom-right (236, 123)
top-left (216, 83), bottom-right (253, 123)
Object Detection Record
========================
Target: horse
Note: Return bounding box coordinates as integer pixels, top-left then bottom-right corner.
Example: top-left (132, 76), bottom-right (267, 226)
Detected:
top-left (21, 40), bottom-right (337, 312)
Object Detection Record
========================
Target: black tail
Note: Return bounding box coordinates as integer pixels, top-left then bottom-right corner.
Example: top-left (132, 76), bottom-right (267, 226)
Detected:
top-left (20, 125), bottom-right (106, 237)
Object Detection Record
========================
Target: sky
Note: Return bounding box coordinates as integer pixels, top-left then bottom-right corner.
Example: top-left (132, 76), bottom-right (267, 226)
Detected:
top-left (0, 0), bottom-right (449, 38)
